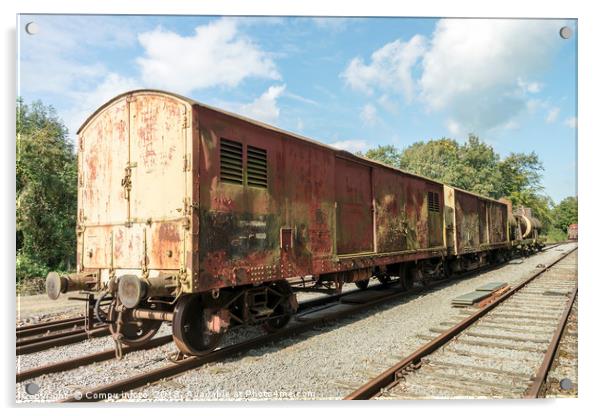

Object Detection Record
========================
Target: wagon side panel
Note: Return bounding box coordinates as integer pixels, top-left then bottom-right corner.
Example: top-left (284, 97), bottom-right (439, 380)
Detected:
top-left (454, 190), bottom-right (481, 253)
top-left (334, 157), bottom-right (374, 255)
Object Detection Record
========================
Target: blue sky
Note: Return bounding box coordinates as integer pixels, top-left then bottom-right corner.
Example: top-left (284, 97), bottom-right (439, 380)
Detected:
top-left (17, 15), bottom-right (577, 203)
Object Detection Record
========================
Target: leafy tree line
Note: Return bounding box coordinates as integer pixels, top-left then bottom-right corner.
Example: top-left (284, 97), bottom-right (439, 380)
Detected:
top-left (360, 136), bottom-right (577, 241)
top-left (17, 99), bottom-right (77, 283)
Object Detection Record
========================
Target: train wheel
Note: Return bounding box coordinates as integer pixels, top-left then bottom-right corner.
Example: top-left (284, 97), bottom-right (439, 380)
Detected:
top-left (172, 294), bottom-right (223, 356)
top-left (399, 272), bottom-right (414, 291)
top-left (108, 301), bottom-right (162, 347)
top-left (262, 281), bottom-right (295, 333)
top-left (355, 279), bottom-right (369, 290)
top-left (377, 275), bottom-right (392, 285)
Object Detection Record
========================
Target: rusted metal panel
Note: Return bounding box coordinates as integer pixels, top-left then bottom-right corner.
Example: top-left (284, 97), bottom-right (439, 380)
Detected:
top-left (128, 94), bottom-right (189, 271)
top-left (196, 107), bottom-right (284, 290)
top-left (478, 199), bottom-right (488, 244)
top-left (373, 169), bottom-right (443, 253)
top-left (334, 157), bottom-right (373, 255)
top-left (454, 190), bottom-right (481, 253)
top-left (79, 97), bottom-right (129, 226)
top-left (79, 97), bottom-right (130, 270)
top-left (373, 168), bottom-right (409, 253)
top-left (443, 185), bottom-right (457, 254)
top-left (454, 188), bottom-right (509, 253)
top-left (129, 94), bottom-right (188, 222)
top-left (426, 187), bottom-right (444, 248)
top-left (487, 201), bottom-right (508, 244)
top-left (78, 91), bottom-right (193, 283)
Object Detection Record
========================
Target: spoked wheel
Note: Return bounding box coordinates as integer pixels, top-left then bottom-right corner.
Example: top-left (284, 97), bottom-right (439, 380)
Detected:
top-left (108, 301), bottom-right (162, 347)
top-left (172, 294), bottom-right (223, 356)
top-left (355, 279), bottom-right (369, 290)
top-left (262, 281), bottom-right (296, 333)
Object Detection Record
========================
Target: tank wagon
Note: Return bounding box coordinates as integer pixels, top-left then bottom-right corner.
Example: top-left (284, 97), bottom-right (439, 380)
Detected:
top-left (45, 90), bottom-right (543, 356)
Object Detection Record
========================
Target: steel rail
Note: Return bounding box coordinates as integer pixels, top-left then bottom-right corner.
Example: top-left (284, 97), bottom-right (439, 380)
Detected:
top-left (524, 285), bottom-right (578, 398)
top-left (16, 317), bottom-right (85, 336)
top-left (17, 327), bottom-right (90, 347)
top-left (344, 245), bottom-right (577, 400)
top-left (16, 326), bottom-right (111, 355)
top-left (57, 253), bottom-right (546, 403)
top-left (17, 335), bottom-right (173, 383)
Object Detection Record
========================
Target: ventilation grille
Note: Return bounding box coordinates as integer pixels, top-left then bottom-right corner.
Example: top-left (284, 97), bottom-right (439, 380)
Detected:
top-left (220, 139), bottom-right (243, 185)
top-left (246, 145), bottom-right (268, 188)
top-left (428, 191), bottom-right (440, 212)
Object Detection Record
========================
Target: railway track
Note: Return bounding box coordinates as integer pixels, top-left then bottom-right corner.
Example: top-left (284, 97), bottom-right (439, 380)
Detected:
top-left (16, 282), bottom-right (403, 384)
top-left (345, 246), bottom-right (577, 399)
top-left (15, 242), bottom-right (566, 358)
top-left (17, 253), bottom-right (522, 401)
top-left (17, 244), bottom-right (572, 402)
top-left (16, 316), bottom-right (110, 355)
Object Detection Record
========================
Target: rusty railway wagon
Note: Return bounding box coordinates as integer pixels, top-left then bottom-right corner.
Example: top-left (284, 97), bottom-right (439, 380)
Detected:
top-left (46, 90), bottom-right (543, 356)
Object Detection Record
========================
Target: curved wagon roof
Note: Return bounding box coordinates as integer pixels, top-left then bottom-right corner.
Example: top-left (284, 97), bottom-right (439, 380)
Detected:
top-left (79, 89), bottom-right (506, 206)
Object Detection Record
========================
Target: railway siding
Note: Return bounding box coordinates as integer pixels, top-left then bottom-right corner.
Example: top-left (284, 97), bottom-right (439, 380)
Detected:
top-left (376, 249), bottom-right (577, 399)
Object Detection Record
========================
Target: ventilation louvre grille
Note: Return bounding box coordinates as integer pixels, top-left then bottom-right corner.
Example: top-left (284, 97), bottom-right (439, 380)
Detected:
top-left (247, 146), bottom-right (268, 188)
top-left (220, 139), bottom-right (243, 185)
top-left (428, 191), bottom-right (440, 212)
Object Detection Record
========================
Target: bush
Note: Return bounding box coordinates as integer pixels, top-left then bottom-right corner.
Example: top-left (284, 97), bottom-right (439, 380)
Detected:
top-left (16, 253), bottom-right (49, 283)
top-left (543, 227), bottom-right (567, 243)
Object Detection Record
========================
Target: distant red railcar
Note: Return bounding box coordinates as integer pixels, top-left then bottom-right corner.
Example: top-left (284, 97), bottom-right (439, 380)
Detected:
top-left (568, 223), bottom-right (578, 240)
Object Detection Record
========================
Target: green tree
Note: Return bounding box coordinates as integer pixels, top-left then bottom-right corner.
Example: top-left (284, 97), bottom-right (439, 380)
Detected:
top-left (398, 138), bottom-right (463, 185)
top-left (361, 145), bottom-right (402, 168)
top-left (16, 98), bottom-right (77, 282)
top-left (551, 196), bottom-right (578, 233)
top-left (498, 152), bottom-right (544, 197)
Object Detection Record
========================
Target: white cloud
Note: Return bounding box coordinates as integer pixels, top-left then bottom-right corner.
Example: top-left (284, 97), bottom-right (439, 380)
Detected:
top-left (329, 139), bottom-right (369, 153)
top-left (360, 103), bottom-right (377, 125)
top-left (238, 85), bottom-right (286, 125)
top-left (419, 19), bottom-right (563, 131)
top-left (518, 78), bottom-right (543, 94)
top-left (296, 118), bottom-right (304, 131)
top-left (446, 119), bottom-right (462, 136)
top-left (63, 73), bottom-right (140, 136)
top-left (136, 19), bottom-right (280, 95)
top-left (502, 120), bottom-right (520, 130)
top-left (284, 91), bottom-right (318, 106)
top-left (546, 107), bottom-right (560, 123)
top-left (377, 94), bottom-right (399, 114)
top-left (342, 19), bottom-right (566, 134)
top-left (564, 117), bottom-right (577, 128)
top-left (526, 98), bottom-right (545, 114)
top-left (19, 15), bottom-right (137, 95)
top-left (341, 35), bottom-right (427, 101)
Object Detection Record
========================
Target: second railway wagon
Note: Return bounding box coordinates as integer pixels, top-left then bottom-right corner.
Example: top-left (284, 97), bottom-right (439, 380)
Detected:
top-left (46, 89), bottom-right (536, 356)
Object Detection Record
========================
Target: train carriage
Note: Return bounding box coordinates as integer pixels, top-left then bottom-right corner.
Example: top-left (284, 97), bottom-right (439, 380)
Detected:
top-left (45, 89), bottom-right (541, 356)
